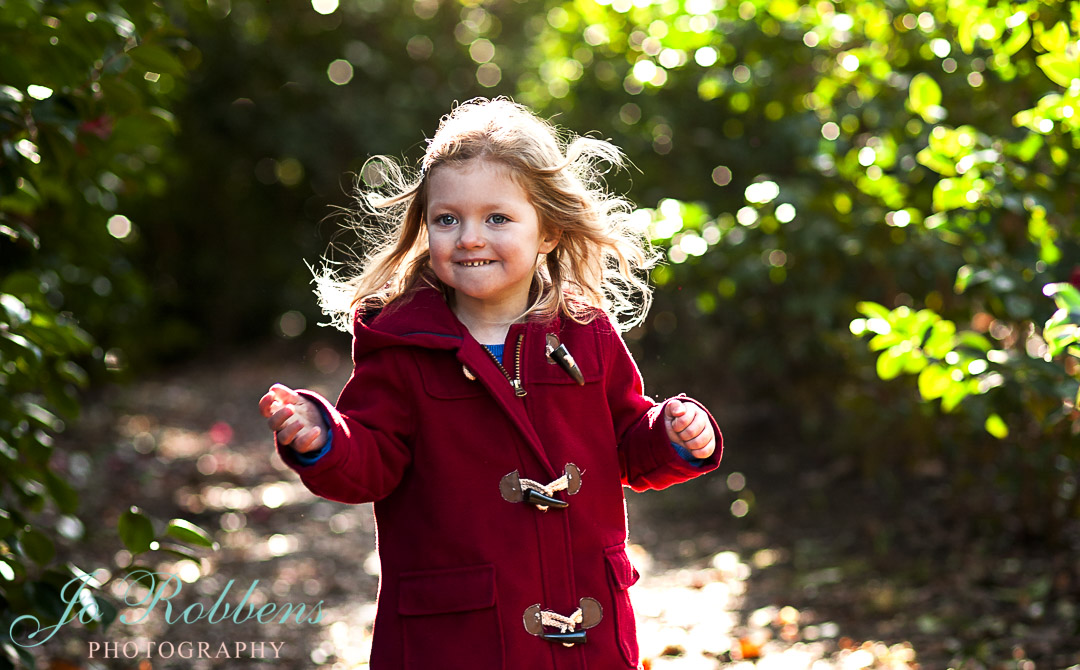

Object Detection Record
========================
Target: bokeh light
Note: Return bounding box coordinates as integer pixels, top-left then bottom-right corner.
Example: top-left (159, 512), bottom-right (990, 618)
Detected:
top-left (26, 84), bottom-right (53, 100)
top-left (632, 59), bottom-right (658, 83)
top-left (278, 311), bottom-right (306, 338)
top-left (469, 38), bottom-right (494, 63)
top-left (694, 46), bottom-right (718, 67)
top-left (327, 59), bottom-right (354, 85)
top-left (107, 214), bottom-right (132, 239)
top-left (476, 62), bottom-right (501, 87)
top-left (775, 203), bottom-right (796, 223)
top-left (711, 165), bottom-right (732, 186)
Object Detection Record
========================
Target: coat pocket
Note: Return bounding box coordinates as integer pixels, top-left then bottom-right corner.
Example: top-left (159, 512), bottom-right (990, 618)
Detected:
top-left (604, 545), bottom-right (641, 667)
top-left (398, 564), bottom-right (503, 670)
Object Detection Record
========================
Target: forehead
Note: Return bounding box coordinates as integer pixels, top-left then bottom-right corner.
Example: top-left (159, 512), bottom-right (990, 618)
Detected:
top-left (425, 159), bottom-right (531, 208)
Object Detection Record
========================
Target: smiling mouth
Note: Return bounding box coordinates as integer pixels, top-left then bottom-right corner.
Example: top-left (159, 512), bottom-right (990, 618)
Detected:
top-left (458, 260), bottom-right (495, 267)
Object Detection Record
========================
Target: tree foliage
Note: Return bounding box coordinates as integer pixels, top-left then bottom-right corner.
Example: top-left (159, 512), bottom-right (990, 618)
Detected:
top-left (0, 2), bottom-right (213, 665)
top-left (514, 0), bottom-right (1079, 537)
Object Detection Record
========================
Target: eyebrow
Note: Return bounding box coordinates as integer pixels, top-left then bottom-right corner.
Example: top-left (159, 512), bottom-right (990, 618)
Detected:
top-left (426, 199), bottom-right (527, 213)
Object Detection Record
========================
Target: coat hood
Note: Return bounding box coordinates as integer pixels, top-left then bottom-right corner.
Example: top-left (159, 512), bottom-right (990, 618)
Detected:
top-left (350, 284), bottom-right (468, 358)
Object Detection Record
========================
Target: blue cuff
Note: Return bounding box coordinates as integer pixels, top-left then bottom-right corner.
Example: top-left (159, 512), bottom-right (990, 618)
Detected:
top-left (671, 441), bottom-right (706, 467)
top-left (292, 405), bottom-right (333, 465)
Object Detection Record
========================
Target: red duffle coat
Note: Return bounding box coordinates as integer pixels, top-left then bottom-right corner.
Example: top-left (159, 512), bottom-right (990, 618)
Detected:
top-left (277, 286), bottom-right (722, 669)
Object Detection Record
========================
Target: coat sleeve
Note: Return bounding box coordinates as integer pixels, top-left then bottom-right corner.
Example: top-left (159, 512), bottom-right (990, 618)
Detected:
top-left (599, 316), bottom-right (723, 492)
top-left (276, 346), bottom-right (415, 504)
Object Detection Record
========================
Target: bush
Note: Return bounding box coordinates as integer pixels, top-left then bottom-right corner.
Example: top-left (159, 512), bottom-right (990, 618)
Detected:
top-left (524, 0), bottom-right (1080, 538)
top-left (1, 2), bottom-right (213, 665)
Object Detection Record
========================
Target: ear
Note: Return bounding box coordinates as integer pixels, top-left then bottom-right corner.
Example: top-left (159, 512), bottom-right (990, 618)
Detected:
top-left (538, 229), bottom-right (561, 254)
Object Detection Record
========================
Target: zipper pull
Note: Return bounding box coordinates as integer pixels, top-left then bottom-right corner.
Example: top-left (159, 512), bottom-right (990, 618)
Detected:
top-left (511, 379), bottom-right (527, 397)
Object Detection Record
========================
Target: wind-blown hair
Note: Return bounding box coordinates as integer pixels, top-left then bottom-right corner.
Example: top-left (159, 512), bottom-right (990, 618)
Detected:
top-left (316, 97), bottom-right (657, 332)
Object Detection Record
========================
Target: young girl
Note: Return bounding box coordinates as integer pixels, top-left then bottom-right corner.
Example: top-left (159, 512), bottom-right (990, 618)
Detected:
top-left (259, 98), bottom-right (721, 669)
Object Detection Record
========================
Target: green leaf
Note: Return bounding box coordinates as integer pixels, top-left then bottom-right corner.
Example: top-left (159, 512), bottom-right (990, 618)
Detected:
top-left (19, 529), bottom-right (55, 565)
top-left (0, 509), bottom-right (14, 537)
top-left (123, 565), bottom-right (159, 589)
top-left (902, 349), bottom-right (928, 374)
top-left (999, 20), bottom-right (1030, 57)
top-left (957, 332), bottom-right (992, 352)
top-left (56, 360), bottom-right (89, 387)
top-left (917, 364), bottom-right (953, 401)
top-left (908, 73), bottom-right (943, 123)
top-left (91, 595), bottom-right (119, 629)
top-left (118, 508), bottom-right (155, 554)
top-left (876, 348), bottom-right (906, 380)
top-left (1044, 323), bottom-right (1078, 357)
top-left (1036, 53), bottom-right (1080, 88)
top-left (0, 331), bottom-right (43, 362)
top-left (1036, 21), bottom-right (1070, 53)
top-left (44, 471), bottom-right (79, 515)
top-left (856, 301), bottom-right (891, 320)
top-left (23, 402), bottom-right (62, 431)
top-left (985, 413), bottom-right (1009, 439)
top-left (127, 44), bottom-right (185, 76)
top-left (868, 332), bottom-right (904, 351)
top-left (99, 77), bottom-right (142, 114)
top-left (27, 580), bottom-right (65, 619)
top-left (1044, 282), bottom-right (1080, 311)
top-left (923, 320), bottom-right (957, 358)
top-left (159, 544), bottom-right (203, 562)
top-left (166, 518), bottom-right (216, 549)
top-left (0, 293), bottom-right (30, 326)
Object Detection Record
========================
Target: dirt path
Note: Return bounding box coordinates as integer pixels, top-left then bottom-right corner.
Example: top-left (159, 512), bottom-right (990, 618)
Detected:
top-left (34, 339), bottom-right (1071, 669)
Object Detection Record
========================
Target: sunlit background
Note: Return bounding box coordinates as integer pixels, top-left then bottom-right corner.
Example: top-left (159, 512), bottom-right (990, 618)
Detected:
top-left (3, 0), bottom-right (1079, 668)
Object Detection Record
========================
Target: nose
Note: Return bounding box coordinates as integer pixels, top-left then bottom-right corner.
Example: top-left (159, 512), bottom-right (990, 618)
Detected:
top-left (456, 220), bottom-right (486, 249)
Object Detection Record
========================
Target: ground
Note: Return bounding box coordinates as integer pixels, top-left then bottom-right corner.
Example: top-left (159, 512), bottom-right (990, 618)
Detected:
top-left (30, 339), bottom-right (1080, 669)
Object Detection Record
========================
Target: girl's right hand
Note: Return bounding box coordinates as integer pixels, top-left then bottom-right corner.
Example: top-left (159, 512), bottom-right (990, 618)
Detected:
top-left (259, 384), bottom-right (328, 453)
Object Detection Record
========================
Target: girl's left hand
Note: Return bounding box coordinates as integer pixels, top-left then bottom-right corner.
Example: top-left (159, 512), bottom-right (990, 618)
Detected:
top-left (664, 399), bottom-right (716, 459)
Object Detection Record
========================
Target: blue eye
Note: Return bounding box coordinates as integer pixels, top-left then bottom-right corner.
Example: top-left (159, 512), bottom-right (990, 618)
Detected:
top-left (433, 214), bottom-right (457, 227)
top-left (489, 214), bottom-right (509, 225)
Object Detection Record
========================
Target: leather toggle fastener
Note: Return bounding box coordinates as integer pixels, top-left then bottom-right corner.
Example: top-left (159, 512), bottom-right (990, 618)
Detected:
top-left (500, 464), bottom-right (582, 511)
top-left (523, 597), bottom-right (602, 647)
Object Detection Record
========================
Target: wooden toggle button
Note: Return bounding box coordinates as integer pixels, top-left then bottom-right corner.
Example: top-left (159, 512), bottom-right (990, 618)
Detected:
top-left (545, 333), bottom-right (585, 385)
top-left (499, 464), bottom-right (583, 510)
top-left (522, 597), bottom-right (603, 647)
top-left (540, 630), bottom-right (587, 645)
top-left (523, 488), bottom-right (568, 509)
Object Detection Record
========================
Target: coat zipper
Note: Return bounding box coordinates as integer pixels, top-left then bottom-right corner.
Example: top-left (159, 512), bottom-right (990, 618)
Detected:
top-left (483, 332), bottom-right (526, 397)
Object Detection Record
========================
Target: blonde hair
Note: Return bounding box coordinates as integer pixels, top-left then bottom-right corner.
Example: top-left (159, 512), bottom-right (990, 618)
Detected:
top-left (316, 97), bottom-right (657, 332)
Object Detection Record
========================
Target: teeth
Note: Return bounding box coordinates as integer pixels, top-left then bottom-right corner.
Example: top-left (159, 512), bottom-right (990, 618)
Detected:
top-left (460, 261), bottom-right (493, 267)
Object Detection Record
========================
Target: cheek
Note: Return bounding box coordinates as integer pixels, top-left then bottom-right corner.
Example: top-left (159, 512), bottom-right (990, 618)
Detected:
top-left (427, 233), bottom-right (451, 258)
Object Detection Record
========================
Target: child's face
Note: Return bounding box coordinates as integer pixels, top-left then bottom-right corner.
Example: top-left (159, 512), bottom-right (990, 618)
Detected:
top-left (425, 158), bottom-right (558, 319)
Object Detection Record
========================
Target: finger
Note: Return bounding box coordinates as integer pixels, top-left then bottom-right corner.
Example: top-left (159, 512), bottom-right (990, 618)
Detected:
top-left (270, 384), bottom-right (302, 405)
top-left (677, 411), bottom-right (708, 442)
top-left (682, 427), bottom-right (714, 456)
top-left (258, 392), bottom-right (281, 418)
top-left (267, 406), bottom-right (294, 432)
top-left (294, 427), bottom-right (324, 454)
top-left (276, 418), bottom-right (304, 445)
top-left (665, 399), bottom-right (686, 419)
top-left (688, 437), bottom-right (715, 460)
top-left (672, 404), bottom-right (698, 434)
